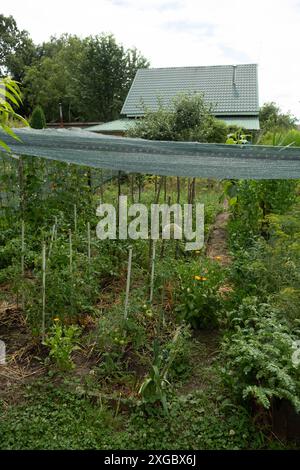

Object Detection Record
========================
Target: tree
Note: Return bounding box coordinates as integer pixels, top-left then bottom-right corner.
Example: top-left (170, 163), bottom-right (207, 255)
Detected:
top-left (0, 14), bottom-right (36, 81)
top-left (77, 35), bottom-right (149, 121)
top-left (30, 105), bottom-right (46, 129)
top-left (23, 35), bottom-right (85, 122)
top-left (259, 102), bottom-right (297, 133)
top-left (127, 93), bottom-right (229, 143)
top-left (23, 34), bottom-right (149, 122)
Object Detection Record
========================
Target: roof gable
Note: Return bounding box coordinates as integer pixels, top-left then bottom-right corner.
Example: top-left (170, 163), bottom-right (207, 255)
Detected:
top-left (121, 64), bottom-right (259, 117)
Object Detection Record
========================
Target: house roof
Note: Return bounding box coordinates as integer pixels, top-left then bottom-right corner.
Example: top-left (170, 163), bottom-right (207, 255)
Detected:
top-left (121, 64), bottom-right (259, 118)
top-left (86, 116), bottom-right (260, 134)
top-left (86, 119), bottom-right (136, 133)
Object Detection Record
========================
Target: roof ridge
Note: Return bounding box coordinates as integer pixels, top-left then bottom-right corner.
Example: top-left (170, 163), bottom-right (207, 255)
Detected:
top-left (138, 64), bottom-right (258, 72)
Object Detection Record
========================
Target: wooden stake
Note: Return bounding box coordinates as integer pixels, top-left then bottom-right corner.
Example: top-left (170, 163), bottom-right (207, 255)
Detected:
top-left (131, 174), bottom-right (135, 204)
top-left (124, 247), bottom-right (133, 320)
top-left (100, 169), bottom-right (104, 202)
top-left (42, 242), bottom-right (46, 342)
top-left (48, 217), bottom-right (57, 259)
top-left (21, 220), bottom-right (25, 310)
top-left (18, 156), bottom-right (25, 221)
top-left (150, 241), bottom-right (156, 304)
top-left (163, 176), bottom-right (167, 202)
top-left (69, 230), bottom-right (73, 275)
top-left (87, 222), bottom-right (91, 263)
top-left (74, 204), bottom-right (77, 233)
top-left (21, 220), bottom-right (25, 276)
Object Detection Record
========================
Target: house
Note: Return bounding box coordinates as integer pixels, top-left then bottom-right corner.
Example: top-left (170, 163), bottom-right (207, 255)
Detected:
top-left (87, 64), bottom-right (260, 135)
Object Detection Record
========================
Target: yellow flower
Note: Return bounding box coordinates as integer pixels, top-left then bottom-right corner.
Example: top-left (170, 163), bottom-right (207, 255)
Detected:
top-left (214, 256), bottom-right (222, 261)
top-left (53, 317), bottom-right (60, 322)
top-left (194, 276), bottom-right (208, 281)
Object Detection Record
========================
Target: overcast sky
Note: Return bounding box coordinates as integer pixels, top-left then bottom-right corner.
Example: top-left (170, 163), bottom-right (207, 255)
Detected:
top-left (2, 0), bottom-right (300, 120)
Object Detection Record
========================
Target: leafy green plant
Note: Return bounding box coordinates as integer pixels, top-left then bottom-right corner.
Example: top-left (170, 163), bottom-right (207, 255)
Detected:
top-left (175, 259), bottom-right (225, 329)
top-left (139, 339), bottom-right (170, 413)
top-left (221, 297), bottom-right (300, 411)
top-left (139, 327), bottom-right (188, 413)
top-left (226, 129), bottom-right (251, 145)
top-left (44, 321), bottom-right (81, 371)
top-left (0, 77), bottom-right (28, 151)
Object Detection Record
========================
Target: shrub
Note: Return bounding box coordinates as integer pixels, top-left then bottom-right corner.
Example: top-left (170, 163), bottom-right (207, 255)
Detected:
top-left (127, 93), bottom-right (229, 143)
top-left (30, 105), bottom-right (46, 129)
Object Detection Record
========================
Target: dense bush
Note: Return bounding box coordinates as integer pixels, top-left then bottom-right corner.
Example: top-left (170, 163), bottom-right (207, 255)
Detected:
top-left (127, 93), bottom-right (229, 143)
top-left (30, 105), bottom-right (46, 129)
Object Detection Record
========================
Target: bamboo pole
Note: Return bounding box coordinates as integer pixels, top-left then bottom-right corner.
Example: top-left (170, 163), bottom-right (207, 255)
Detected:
top-left (124, 247), bottom-right (133, 320)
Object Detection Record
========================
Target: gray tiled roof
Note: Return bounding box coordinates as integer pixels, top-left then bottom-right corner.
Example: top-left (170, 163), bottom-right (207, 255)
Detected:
top-left (121, 64), bottom-right (259, 117)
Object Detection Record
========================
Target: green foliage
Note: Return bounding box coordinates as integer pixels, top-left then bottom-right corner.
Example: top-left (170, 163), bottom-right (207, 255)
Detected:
top-left (221, 297), bottom-right (300, 412)
top-left (0, 384), bottom-right (118, 450)
top-left (139, 339), bottom-right (170, 413)
top-left (0, 381), bottom-right (268, 450)
top-left (0, 14), bottom-right (36, 82)
top-left (139, 327), bottom-right (190, 412)
top-left (226, 129), bottom-right (252, 144)
top-left (44, 322), bottom-right (81, 371)
top-left (30, 105), bottom-right (46, 129)
top-left (175, 259), bottom-right (225, 329)
top-left (127, 93), bottom-right (229, 143)
top-left (260, 128), bottom-right (300, 147)
top-left (226, 179), bottom-right (298, 246)
top-left (259, 102), bottom-right (297, 133)
top-left (229, 206), bottom-right (300, 318)
top-left (0, 77), bottom-right (28, 151)
top-left (23, 34), bottom-right (149, 122)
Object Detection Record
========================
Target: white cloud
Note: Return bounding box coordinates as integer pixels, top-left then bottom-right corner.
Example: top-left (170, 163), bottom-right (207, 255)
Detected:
top-left (2, 0), bottom-right (300, 119)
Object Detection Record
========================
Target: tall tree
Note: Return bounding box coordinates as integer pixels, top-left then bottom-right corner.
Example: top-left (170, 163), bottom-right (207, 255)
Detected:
top-left (0, 14), bottom-right (36, 81)
top-left (23, 33), bottom-right (149, 122)
top-left (78, 35), bottom-right (149, 121)
top-left (23, 35), bottom-right (86, 122)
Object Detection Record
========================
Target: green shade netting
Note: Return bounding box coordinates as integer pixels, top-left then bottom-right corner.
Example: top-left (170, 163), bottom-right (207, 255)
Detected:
top-left (1, 128), bottom-right (300, 179)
